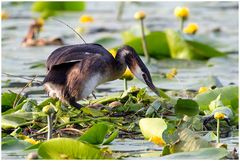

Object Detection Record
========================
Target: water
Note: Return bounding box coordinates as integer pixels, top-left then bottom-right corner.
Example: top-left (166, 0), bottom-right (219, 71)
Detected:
top-left (1, 1), bottom-right (239, 159)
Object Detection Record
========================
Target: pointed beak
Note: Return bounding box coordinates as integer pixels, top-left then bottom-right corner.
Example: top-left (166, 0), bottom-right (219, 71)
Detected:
top-left (142, 73), bottom-right (160, 97)
top-left (120, 45), bottom-right (160, 97)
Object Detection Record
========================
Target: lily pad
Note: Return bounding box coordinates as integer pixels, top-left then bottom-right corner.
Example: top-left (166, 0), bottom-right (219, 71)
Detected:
top-left (174, 99), bottom-right (199, 116)
top-left (38, 138), bottom-right (110, 159)
top-left (172, 128), bottom-right (211, 153)
top-left (160, 147), bottom-right (228, 160)
top-left (124, 31), bottom-right (170, 59)
top-left (2, 136), bottom-right (32, 151)
top-left (165, 29), bottom-right (225, 60)
top-left (79, 123), bottom-right (108, 145)
top-left (194, 85), bottom-right (238, 113)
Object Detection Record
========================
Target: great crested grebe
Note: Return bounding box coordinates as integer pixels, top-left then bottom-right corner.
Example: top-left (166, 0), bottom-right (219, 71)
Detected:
top-left (43, 43), bottom-right (160, 108)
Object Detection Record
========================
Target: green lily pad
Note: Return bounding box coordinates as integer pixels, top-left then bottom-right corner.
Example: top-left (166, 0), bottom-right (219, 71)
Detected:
top-left (174, 99), bottom-right (199, 116)
top-left (79, 123), bottom-right (108, 145)
top-left (2, 136), bottom-right (32, 151)
top-left (165, 29), bottom-right (225, 60)
top-left (160, 147), bottom-right (228, 160)
top-left (124, 31), bottom-right (170, 59)
top-left (2, 91), bottom-right (26, 112)
top-left (102, 129), bottom-right (119, 145)
top-left (38, 138), bottom-right (111, 159)
top-left (145, 99), bottom-right (161, 116)
top-left (172, 128), bottom-right (211, 153)
top-left (2, 112), bottom-right (45, 129)
top-left (194, 85), bottom-right (238, 113)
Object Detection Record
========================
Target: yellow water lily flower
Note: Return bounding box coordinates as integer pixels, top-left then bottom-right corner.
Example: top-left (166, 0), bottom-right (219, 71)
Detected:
top-left (149, 136), bottom-right (165, 146)
top-left (174, 6), bottom-right (189, 19)
top-left (1, 11), bottom-right (9, 20)
top-left (214, 112), bottom-right (225, 120)
top-left (79, 15), bottom-right (94, 23)
top-left (36, 17), bottom-right (45, 27)
top-left (183, 23), bottom-right (199, 35)
top-left (24, 138), bottom-right (40, 145)
top-left (109, 49), bottom-right (117, 58)
top-left (198, 86), bottom-right (209, 94)
top-left (166, 68), bottom-right (178, 80)
top-left (120, 68), bottom-right (134, 81)
top-left (134, 11), bottom-right (146, 20)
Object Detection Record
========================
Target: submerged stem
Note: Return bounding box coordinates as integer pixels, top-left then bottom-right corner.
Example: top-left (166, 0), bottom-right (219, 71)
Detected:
top-left (140, 19), bottom-right (150, 64)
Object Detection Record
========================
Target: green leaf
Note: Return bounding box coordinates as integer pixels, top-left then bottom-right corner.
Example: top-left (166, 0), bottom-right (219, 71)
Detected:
top-left (38, 138), bottom-right (111, 159)
top-left (32, 2), bottom-right (85, 12)
top-left (166, 29), bottom-right (198, 60)
top-left (79, 123), bottom-right (108, 145)
top-left (124, 31), bottom-right (170, 59)
top-left (37, 97), bottom-right (58, 109)
top-left (174, 99), bottom-right (199, 116)
top-left (2, 91), bottom-right (26, 112)
top-left (209, 94), bottom-right (224, 111)
top-left (165, 29), bottom-right (225, 60)
top-left (24, 142), bottom-right (43, 151)
top-left (172, 129), bottom-right (211, 153)
top-left (81, 107), bottom-right (104, 117)
top-left (160, 148), bottom-right (228, 160)
top-left (194, 85), bottom-right (238, 113)
top-left (202, 132), bottom-right (217, 142)
top-left (32, 2), bottom-right (85, 19)
top-left (2, 112), bottom-right (45, 129)
top-left (2, 136), bottom-right (32, 151)
top-left (186, 40), bottom-right (226, 58)
top-left (139, 118), bottom-right (167, 144)
top-left (102, 129), bottom-right (119, 145)
top-left (145, 100), bottom-right (161, 116)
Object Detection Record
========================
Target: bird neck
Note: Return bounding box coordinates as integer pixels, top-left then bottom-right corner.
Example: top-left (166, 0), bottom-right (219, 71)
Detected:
top-left (112, 53), bottom-right (127, 79)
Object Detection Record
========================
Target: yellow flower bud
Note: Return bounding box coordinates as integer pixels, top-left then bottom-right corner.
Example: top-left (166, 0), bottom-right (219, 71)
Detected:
top-left (134, 11), bottom-right (146, 20)
top-left (36, 17), bottom-right (45, 27)
top-left (198, 86), bottom-right (209, 94)
top-left (1, 11), bottom-right (9, 20)
top-left (79, 15), bottom-right (94, 23)
top-left (120, 68), bottom-right (134, 80)
top-left (183, 23), bottom-right (199, 35)
top-left (174, 7), bottom-right (189, 19)
top-left (166, 68), bottom-right (178, 80)
top-left (214, 112), bottom-right (225, 120)
top-left (109, 49), bottom-right (117, 58)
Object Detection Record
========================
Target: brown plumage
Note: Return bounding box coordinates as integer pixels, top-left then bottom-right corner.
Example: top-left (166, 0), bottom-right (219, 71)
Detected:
top-left (43, 43), bottom-right (159, 108)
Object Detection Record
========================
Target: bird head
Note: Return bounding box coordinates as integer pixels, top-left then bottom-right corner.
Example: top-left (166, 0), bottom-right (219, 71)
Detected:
top-left (116, 45), bottom-right (160, 97)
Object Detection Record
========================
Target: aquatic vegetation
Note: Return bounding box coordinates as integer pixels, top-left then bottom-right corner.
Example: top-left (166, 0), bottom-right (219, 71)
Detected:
top-left (174, 6), bottom-right (189, 31)
top-left (183, 23), bottom-right (199, 35)
top-left (31, 1), bottom-right (86, 19)
top-left (134, 11), bottom-right (150, 63)
top-left (79, 15), bottom-right (94, 23)
top-left (214, 112), bottom-right (225, 143)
